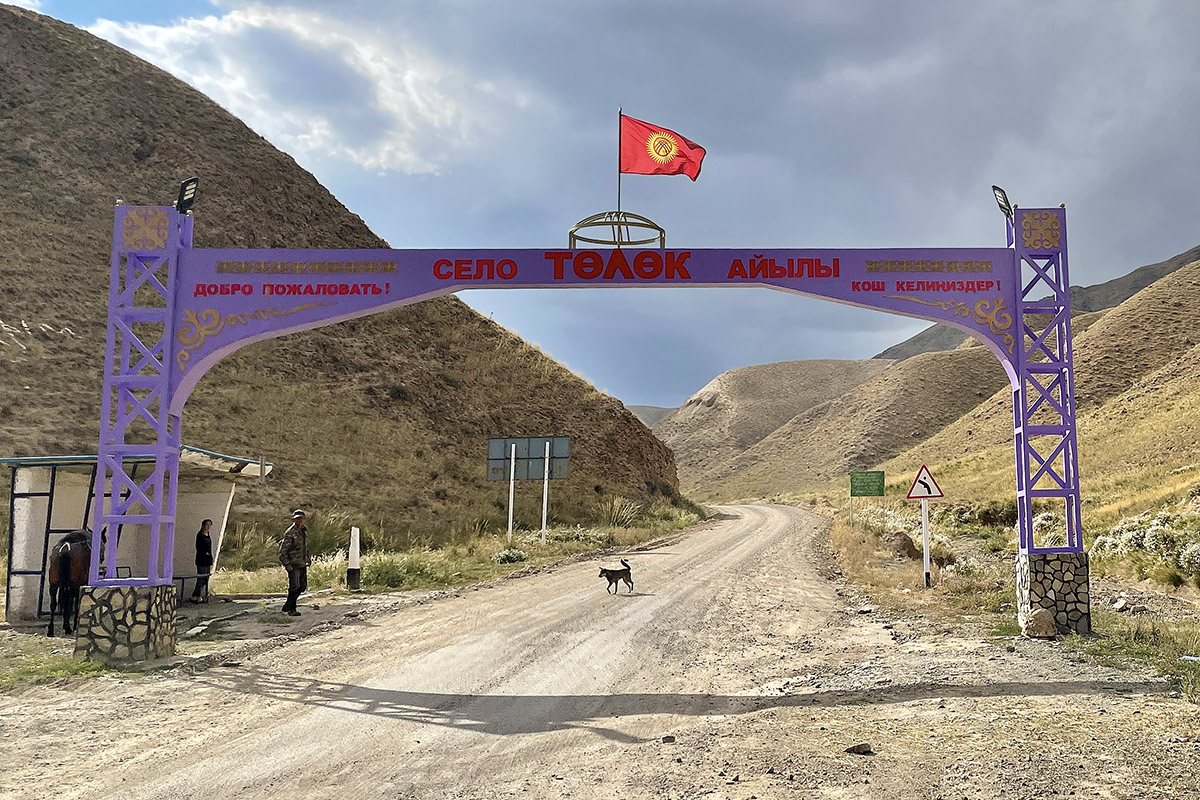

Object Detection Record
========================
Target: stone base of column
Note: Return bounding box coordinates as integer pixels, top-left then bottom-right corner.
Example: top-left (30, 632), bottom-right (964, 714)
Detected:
top-left (74, 585), bottom-right (178, 662)
top-left (1016, 552), bottom-right (1091, 635)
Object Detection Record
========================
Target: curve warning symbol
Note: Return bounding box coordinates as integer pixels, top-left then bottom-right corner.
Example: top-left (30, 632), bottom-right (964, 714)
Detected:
top-left (906, 465), bottom-right (944, 499)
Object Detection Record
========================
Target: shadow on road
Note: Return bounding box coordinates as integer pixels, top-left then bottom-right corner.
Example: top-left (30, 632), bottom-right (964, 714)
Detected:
top-left (195, 666), bottom-right (1168, 743)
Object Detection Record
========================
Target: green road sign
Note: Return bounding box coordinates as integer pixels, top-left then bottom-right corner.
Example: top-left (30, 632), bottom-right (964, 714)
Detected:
top-left (849, 470), bottom-right (885, 497)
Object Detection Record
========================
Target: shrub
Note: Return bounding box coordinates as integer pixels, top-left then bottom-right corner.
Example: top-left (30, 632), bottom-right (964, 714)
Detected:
top-left (492, 547), bottom-right (528, 564)
top-left (601, 497), bottom-right (642, 528)
top-left (363, 552), bottom-right (449, 587)
top-left (549, 526), bottom-right (606, 544)
top-left (975, 499), bottom-right (1018, 528)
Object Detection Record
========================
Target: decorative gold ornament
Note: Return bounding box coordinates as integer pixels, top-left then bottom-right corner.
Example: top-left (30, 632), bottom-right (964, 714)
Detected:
top-left (175, 302), bottom-right (333, 371)
top-left (884, 295), bottom-right (1015, 354)
top-left (645, 131), bottom-right (679, 164)
top-left (121, 208), bottom-right (171, 251)
top-left (1021, 211), bottom-right (1061, 250)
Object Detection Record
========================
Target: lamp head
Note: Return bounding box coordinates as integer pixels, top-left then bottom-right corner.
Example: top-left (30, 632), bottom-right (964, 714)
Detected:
top-left (991, 185), bottom-right (1013, 219)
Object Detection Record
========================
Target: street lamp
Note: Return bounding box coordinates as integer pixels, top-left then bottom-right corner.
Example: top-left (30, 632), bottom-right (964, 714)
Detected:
top-left (991, 185), bottom-right (1013, 218)
top-left (175, 177), bottom-right (199, 214)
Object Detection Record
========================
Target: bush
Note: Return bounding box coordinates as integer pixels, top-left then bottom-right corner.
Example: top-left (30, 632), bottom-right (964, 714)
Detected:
top-left (1090, 504), bottom-right (1200, 586)
top-left (601, 497), bottom-right (643, 528)
top-left (975, 499), bottom-right (1018, 528)
top-left (367, 552), bottom-right (448, 587)
top-left (548, 526), bottom-right (606, 544)
top-left (492, 547), bottom-right (528, 564)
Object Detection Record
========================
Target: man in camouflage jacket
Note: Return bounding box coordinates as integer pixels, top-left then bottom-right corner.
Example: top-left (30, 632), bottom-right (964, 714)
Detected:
top-left (279, 509), bottom-right (310, 615)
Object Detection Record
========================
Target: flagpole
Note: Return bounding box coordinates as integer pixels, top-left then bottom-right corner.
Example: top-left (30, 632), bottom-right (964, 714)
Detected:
top-left (616, 106), bottom-right (623, 215)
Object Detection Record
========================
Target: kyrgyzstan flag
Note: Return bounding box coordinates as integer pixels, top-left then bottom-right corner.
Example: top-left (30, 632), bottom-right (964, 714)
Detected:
top-left (619, 114), bottom-right (706, 181)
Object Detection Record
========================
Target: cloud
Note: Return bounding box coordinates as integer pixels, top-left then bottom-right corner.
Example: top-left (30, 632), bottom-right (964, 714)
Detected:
top-left (10, 0), bottom-right (42, 9)
top-left (88, 4), bottom-right (500, 173)
top-left (79, 0), bottom-right (1200, 404)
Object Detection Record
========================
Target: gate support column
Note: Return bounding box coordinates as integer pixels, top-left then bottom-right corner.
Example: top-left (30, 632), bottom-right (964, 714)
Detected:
top-left (82, 206), bottom-right (190, 660)
top-left (1009, 207), bottom-right (1089, 635)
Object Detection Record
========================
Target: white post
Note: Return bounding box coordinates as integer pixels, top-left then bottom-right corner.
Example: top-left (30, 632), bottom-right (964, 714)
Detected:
top-left (540, 440), bottom-right (551, 543)
top-left (921, 499), bottom-right (931, 588)
top-left (507, 443), bottom-right (516, 544)
top-left (347, 525), bottom-right (361, 591)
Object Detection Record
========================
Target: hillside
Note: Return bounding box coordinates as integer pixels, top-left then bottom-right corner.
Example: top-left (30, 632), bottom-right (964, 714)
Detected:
top-left (708, 262), bottom-right (1196, 502)
top-left (885, 259), bottom-right (1200, 473)
top-left (652, 359), bottom-right (893, 495)
top-left (705, 347), bottom-right (1010, 499)
top-left (874, 244), bottom-right (1200, 361)
top-left (0, 5), bottom-right (678, 535)
top-left (628, 405), bottom-right (676, 428)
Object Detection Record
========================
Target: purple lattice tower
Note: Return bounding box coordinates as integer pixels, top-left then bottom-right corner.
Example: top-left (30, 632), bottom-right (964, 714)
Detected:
top-left (80, 201), bottom-right (1089, 659)
top-left (1010, 206), bottom-right (1088, 634)
top-left (76, 207), bottom-right (191, 661)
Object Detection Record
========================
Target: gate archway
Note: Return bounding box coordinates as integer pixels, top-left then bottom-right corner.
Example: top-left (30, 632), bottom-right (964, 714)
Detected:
top-left (81, 201), bottom-right (1086, 657)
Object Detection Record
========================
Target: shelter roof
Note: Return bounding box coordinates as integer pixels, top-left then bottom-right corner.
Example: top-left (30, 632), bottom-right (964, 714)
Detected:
top-left (0, 445), bottom-right (272, 478)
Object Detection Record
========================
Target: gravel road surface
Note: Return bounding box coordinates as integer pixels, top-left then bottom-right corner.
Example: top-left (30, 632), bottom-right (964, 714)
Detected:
top-left (2, 504), bottom-right (1197, 799)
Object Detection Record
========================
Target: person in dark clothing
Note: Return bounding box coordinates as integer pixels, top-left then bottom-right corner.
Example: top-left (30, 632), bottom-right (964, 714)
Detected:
top-left (279, 509), bottom-right (310, 616)
top-left (190, 518), bottom-right (214, 603)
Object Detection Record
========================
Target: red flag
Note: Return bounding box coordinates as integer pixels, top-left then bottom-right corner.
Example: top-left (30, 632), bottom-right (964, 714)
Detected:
top-left (619, 115), bottom-right (706, 180)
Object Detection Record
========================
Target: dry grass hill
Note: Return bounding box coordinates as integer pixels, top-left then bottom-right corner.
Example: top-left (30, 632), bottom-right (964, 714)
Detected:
top-left (0, 5), bottom-right (678, 536)
top-left (652, 359), bottom-right (893, 495)
top-left (704, 347), bottom-right (1011, 499)
top-left (628, 405), bottom-right (676, 428)
top-left (661, 254), bottom-right (1197, 503)
top-left (883, 259), bottom-right (1200, 490)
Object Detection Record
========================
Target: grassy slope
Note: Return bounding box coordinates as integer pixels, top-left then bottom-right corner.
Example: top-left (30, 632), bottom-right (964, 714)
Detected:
top-left (875, 262), bottom-right (1200, 524)
top-left (0, 6), bottom-right (677, 537)
top-left (653, 359), bottom-right (893, 495)
top-left (709, 347), bottom-right (1011, 500)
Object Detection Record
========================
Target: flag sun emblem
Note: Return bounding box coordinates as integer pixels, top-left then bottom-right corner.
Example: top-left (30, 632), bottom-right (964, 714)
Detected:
top-left (645, 131), bottom-right (680, 164)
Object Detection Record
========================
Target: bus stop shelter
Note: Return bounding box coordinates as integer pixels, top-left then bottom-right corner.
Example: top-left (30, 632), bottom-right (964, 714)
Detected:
top-left (4, 445), bottom-right (270, 627)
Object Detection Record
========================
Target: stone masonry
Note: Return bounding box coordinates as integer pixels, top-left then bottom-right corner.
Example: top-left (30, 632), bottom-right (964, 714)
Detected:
top-left (74, 585), bottom-right (177, 662)
top-left (1015, 552), bottom-right (1090, 635)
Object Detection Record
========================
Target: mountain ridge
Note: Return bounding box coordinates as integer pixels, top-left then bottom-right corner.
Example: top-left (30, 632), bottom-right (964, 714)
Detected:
top-left (0, 5), bottom-right (678, 534)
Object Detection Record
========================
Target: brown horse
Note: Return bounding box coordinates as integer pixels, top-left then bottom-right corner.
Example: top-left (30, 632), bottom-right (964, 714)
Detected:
top-left (48, 530), bottom-right (92, 637)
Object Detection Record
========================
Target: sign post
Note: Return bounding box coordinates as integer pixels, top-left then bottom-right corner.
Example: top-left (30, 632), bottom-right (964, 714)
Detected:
top-left (849, 470), bottom-right (885, 527)
top-left (488, 436), bottom-right (570, 544)
top-left (507, 443), bottom-right (516, 544)
top-left (906, 465), bottom-right (944, 588)
top-left (540, 439), bottom-right (551, 543)
top-left (347, 525), bottom-right (361, 591)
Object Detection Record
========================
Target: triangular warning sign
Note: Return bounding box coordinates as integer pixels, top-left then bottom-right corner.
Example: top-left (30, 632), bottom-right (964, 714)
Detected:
top-left (906, 465), bottom-right (944, 499)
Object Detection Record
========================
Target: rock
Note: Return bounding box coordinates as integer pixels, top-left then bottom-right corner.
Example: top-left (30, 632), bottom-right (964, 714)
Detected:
top-left (1112, 598), bottom-right (1130, 612)
top-left (883, 530), bottom-right (920, 560)
top-left (845, 743), bottom-right (874, 755)
top-left (661, 735), bottom-right (676, 743)
top-left (856, 606), bottom-right (874, 615)
top-left (1129, 604), bottom-right (1149, 614)
top-left (1022, 608), bottom-right (1058, 638)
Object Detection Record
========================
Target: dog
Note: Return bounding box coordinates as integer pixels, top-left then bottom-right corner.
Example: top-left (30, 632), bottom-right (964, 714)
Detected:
top-left (598, 559), bottom-right (634, 594)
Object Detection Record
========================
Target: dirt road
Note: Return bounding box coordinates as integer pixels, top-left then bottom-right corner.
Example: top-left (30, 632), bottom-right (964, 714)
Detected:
top-left (2, 505), bottom-right (1198, 798)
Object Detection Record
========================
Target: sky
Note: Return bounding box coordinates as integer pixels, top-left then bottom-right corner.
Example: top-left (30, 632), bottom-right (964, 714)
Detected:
top-left (20, 0), bottom-right (1200, 406)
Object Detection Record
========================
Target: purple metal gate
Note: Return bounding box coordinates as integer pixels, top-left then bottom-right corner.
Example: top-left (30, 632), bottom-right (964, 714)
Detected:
top-left (89, 204), bottom-right (1080, 586)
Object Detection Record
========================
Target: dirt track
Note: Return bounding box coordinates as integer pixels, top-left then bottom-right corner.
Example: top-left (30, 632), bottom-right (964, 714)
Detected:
top-left (2, 505), bottom-right (1198, 799)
